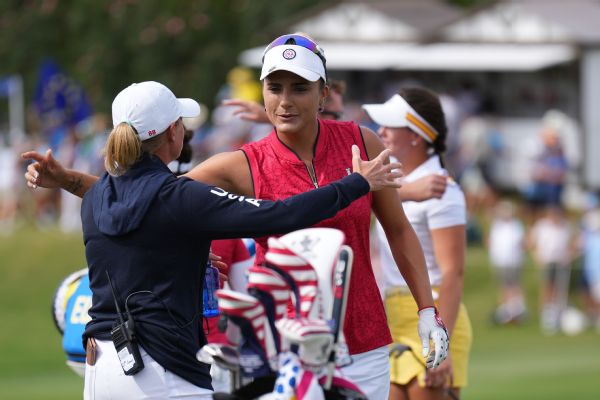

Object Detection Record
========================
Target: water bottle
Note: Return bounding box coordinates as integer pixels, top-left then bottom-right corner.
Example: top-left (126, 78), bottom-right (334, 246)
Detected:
top-left (203, 260), bottom-right (220, 317)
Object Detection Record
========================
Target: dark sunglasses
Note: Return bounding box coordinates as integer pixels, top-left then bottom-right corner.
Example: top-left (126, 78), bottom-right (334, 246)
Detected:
top-left (263, 34), bottom-right (327, 69)
top-left (319, 110), bottom-right (343, 121)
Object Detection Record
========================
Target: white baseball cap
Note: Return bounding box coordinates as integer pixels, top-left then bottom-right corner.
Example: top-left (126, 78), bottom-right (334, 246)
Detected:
top-left (112, 81), bottom-right (200, 141)
top-left (362, 94), bottom-right (438, 143)
top-left (260, 34), bottom-right (326, 82)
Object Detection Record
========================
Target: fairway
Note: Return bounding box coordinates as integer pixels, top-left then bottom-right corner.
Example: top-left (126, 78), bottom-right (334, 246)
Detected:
top-left (1, 228), bottom-right (599, 399)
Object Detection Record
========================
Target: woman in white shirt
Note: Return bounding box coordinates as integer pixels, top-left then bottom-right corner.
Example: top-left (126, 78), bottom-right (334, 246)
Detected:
top-left (364, 88), bottom-right (472, 400)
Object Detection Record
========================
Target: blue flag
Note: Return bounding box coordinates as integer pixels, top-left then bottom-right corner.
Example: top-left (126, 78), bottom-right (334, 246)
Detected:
top-left (33, 60), bottom-right (93, 132)
top-left (0, 76), bottom-right (14, 98)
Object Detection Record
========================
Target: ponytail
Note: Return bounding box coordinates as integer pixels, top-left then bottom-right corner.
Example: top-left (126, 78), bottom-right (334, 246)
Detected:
top-left (104, 123), bottom-right (170, 176)
top-left (399, 87), bottom-right (448, 166)
top-left (104, 123), bottom-right (142, 176)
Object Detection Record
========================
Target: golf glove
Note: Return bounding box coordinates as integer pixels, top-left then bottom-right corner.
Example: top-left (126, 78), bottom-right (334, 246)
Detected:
top-left (418, 307), bottom-right (449, 369)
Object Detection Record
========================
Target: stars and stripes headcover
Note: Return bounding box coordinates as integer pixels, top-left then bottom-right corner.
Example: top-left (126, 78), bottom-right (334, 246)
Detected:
top-left (265, 237), bottom-right (318, 319)
top-left (247, 266), bottom-right (291, 352)
top-left (215, 289), bottom-right (276, 377)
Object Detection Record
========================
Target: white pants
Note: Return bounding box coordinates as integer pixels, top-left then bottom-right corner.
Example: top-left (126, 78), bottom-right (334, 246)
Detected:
top-left (341, 345), bottom-right (390, 400)
top-left (84, 339), bottom-right (213, 399)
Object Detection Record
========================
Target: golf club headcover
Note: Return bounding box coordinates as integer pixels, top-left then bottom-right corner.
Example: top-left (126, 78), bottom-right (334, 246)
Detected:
top-left (265, 237), bottom-right (318, 319)
top-left (216, 290), bottom-right (277, 377)
top-left (277, 228), bottom-right (346, 320)
top-left (247, 266), bottom-right (291, 353)
top-left (276, 318), bottom-right (333, 369)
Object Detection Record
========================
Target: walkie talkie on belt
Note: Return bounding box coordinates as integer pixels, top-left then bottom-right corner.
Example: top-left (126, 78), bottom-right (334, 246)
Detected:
top-left (106, 271), bottom-right (144, 375)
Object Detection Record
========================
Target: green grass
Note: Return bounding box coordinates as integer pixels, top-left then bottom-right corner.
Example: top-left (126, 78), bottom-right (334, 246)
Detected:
top-left (1, 227), bottom-right (599, 399)
top-left (0, 227), bottom-right (85, 399)
top-left (462, 247), bottom-right (600, 399)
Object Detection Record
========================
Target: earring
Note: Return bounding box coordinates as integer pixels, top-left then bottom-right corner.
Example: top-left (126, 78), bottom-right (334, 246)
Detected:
top-left (411, 140), bottom-right (417, 147)
top-left (318, 105), bottom-right (324, 113)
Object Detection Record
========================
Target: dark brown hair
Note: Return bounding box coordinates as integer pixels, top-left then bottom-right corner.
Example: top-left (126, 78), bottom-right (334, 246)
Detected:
top-left (399, 87), bottom-right (448, 159)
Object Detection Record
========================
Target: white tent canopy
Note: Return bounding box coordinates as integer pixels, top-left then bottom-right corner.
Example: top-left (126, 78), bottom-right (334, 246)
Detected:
top-left (292, 2), bottom-right (420, 42)
top-left (441, 1), bottom-right (574, 43)
top-left (240, 41), bottom-right (576, 71)
top-left (239, 0), bottom-right (582, 72)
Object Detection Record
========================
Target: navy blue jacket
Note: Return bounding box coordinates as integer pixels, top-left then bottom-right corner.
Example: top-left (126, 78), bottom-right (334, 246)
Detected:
top-left (81, 153), bottom-right (369, 389)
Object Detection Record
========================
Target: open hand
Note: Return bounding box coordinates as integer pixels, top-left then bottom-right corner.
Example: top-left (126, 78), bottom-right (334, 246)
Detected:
top-left (351, 145), bottom-right (403, 191)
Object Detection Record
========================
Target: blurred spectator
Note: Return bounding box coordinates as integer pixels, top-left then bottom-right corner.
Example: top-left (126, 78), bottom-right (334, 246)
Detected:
top-left (0, 136), bottom-right (20, 234)
top-left (524, 126), bottom-right (568, 216)
top-left (170, 112), bottom-right (208, 174)
top-left (218, 67), bottom-right (262, 105)
top-left (439, 92), bottom-right (461, 177)
top-left (57, 115), bottom-right (109, 233)
top-left (205, 104), bottom-right (270, 153)
top-left (319, 79), bottom-right (345, 121)
top-left (577, 204), bottom-right (600, 331)
top-left (456, 117), bottom-right (497, 213)
top-left (529, 206), bottom-right (574, 334)
top-left (455, 81), bottom-right (484, 121)
top-left (205, 67), bottom-right (273, 154)
top-left (488, 200), bottom-right (527, 324)
top-left (56, 127), bottom-right (79, 233)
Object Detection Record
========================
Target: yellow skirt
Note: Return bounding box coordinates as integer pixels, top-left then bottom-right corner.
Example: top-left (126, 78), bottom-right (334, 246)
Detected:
top-left (385, 290), bottom-right (472, 388)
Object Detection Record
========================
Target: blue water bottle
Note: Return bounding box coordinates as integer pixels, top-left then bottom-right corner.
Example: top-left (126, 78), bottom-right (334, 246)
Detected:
top-left (203, 260), bottom-right (220, 317)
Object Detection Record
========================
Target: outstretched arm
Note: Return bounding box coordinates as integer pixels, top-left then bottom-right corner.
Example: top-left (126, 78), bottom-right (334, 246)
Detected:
top-left (22, 149), bottom-right (98, 198)
top-left (22, 148), bottom-right (251, 199)
top-left (184, 150), bottom-right (255, 196)
top-left (180, 144), bottom-right (402, 238)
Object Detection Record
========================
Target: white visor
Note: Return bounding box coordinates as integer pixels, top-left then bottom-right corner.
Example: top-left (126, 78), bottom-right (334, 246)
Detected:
top-left (362, 94), bottom-right (438, 143)
top-left (260, 44), bottom-right (326, 82)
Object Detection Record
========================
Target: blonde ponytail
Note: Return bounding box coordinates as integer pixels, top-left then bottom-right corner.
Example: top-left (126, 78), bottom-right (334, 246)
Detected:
top-left (104, 123), bottom-right (142, 176)
top-left (104, 123), bottom-right (169, 176)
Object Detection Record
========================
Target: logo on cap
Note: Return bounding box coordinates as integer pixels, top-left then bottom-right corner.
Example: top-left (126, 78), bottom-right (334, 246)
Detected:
top-left (282, 48), bottom-right (296, 60)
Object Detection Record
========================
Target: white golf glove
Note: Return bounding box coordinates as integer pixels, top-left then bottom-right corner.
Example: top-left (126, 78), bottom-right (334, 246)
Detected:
top-left (417, 307), bottom-right (449, 369)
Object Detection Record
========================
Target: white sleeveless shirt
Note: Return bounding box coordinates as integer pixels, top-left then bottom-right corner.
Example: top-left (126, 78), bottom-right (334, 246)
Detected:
top-left (376, 155), bottom-right (466, 289)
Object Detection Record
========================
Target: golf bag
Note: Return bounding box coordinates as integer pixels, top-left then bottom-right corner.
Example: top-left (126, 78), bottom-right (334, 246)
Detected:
top-left (201, 228), bottom-right (367, 399)
top-left (51, 268), bottom-right (91, 377)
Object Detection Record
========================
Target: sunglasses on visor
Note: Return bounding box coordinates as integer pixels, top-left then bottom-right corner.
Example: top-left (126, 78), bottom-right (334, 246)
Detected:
top-left (263, 34), bottom-right (327, 68)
